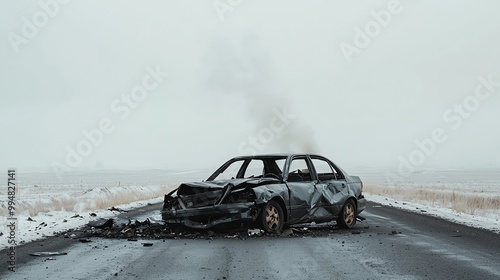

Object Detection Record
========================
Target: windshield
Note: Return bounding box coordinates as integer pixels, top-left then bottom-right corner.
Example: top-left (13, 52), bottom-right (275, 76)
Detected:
top-left (209, 157), bottom-right (287, 181)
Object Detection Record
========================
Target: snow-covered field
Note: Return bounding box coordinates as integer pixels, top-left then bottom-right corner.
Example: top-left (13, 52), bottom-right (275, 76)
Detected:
top-left (359, 169), bottom-right (500, 234)
top-left (1, 169), bottom-right (499, 250)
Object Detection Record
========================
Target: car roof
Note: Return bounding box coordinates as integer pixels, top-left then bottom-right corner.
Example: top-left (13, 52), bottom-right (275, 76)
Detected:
top-left (231, 154), bottom-right (324, 160)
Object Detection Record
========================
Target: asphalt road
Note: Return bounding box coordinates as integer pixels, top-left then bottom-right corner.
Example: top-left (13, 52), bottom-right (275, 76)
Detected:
top-left (2, 202), bottom-right (500, 280)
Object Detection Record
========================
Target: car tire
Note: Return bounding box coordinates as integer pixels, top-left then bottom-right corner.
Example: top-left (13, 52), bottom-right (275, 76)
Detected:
top-left (337, 199), bottom-right (357, 229)
top-left (261, 200), bottom-right (284, 233)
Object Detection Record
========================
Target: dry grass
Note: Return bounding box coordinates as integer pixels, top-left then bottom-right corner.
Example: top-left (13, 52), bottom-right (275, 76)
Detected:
top-left (92, 188), bottom-right (168, 210)
top-left (365, 184), bottom-right (500, 215)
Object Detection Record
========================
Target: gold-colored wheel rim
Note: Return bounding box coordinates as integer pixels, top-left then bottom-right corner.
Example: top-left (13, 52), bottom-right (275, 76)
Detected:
top-left (265, 204), bottom-right (280, 230)
top-left (344, 203), bottom-right (355, 226)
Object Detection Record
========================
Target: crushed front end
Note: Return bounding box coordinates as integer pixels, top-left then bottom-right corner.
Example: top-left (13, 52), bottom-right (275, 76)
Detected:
top-left (161, 182), bottom-right (261, 229)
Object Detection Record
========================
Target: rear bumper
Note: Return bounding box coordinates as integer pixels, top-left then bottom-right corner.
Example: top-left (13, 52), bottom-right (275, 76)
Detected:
top-left (162, 202), bottom-right (257, 229)
top-left (357, 196), bottom-right (367, 214)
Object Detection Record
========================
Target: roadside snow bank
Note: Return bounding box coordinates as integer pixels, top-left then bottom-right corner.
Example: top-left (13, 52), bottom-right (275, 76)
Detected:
top-left (365, 193), bottom-right (500, 234)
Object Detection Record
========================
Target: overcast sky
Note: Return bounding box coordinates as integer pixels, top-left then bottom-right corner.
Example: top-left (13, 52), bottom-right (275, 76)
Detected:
top-left (1, 0), bottom-right (499, 176)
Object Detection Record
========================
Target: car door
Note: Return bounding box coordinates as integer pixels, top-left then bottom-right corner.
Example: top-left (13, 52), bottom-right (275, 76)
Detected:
top-left (310, 156), bottom-right (349, 218)
top-left (284, 156), bottom-right (317, 224)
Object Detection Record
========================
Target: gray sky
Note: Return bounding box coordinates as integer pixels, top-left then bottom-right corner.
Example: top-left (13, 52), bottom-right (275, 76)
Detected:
top-left (1, 0), bottom-right (499, 176)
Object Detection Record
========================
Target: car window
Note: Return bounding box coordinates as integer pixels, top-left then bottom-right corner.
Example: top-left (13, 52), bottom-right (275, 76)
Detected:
top-left (274, 159), bottom-right (286, 174)
top-left (288, 158), bottom-right (312, 182)
top-left (244, 159), bottom-right (265, 178)
top-left (311, 159), bottom-right (338, 181)
top-left (212, 160), bottom-right (245, 180)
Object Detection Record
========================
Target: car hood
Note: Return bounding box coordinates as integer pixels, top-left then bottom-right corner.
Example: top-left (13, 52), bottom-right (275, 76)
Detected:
top-left (177, 178), bottom-right (279, 194)
top-left (182, 178), bottom-right (279, 188)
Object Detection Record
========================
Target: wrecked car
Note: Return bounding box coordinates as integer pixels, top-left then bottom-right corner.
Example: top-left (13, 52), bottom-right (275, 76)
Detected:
top-left (162, 154), bottom-right (366, 233)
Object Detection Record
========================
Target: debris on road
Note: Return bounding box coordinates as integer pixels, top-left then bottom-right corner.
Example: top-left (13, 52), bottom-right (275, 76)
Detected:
top-left (280, 228), bottom-right (295, 237)
top-left (247, 229), bottom-right (264, 237)
top-left (88, 218), bottom-right (115, 229)
top-left (35, 222), bottom-right (47, 231)
top-left (30, 252), bottom-right (68, 257)
top-left (85, 218), bottom-right (169, 239)
top-left (82, 217), bottom-right (366, 241)
top-left (280, 228), bottom-right (310, 237)
top-left (108, 206), bottom-right (128, 212)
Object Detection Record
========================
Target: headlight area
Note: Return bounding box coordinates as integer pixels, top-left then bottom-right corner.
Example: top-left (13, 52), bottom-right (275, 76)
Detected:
top-left (163, 189), bottom-right (225, 210)
top-left (163, 194), bottom-right (179, 209)
top-left (224, 187), bottom-right (257, 204)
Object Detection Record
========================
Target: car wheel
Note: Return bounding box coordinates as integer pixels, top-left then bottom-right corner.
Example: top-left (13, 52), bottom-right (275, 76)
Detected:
top-left (261, 200), bottom-right (284, 233)
top-left (337, 199), bottom-right (356, 229)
